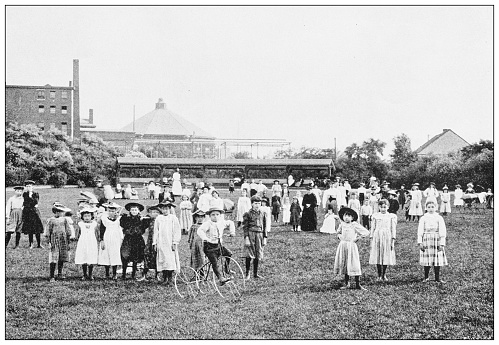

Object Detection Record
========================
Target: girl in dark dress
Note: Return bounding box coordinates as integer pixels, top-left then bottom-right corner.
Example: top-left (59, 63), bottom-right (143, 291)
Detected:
top-left (301, 186), bottom-right (318, 231)
top-left (119, 202), bottom-right (146, 280)
top-left (21, 180), bottom-right (45, 248)
top-left (289, 196), bottom-right (302, 231)
top-left (271, 194), bottom-right (282, 222)
top-left (137, 205), bottom-right (160, 281)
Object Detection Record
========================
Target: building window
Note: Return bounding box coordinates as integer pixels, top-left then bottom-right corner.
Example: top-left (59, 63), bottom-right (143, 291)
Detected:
top-left (50, 91), bottom-right (56, 99)
top-left (38, 105), bottom-right (45, 113)
top-left (61, 122), bottom-right (68, 134)
top-left (37, 90), bottom-right (45, 100)
top-left (50, 105), bottom-right (56, 114)
top-left (50, 123), bottom-right (56, 130)
top-left (38, 122), bottom-right (45, 130)
top-left (61, 91), bottom-right (68, 99)
top-left (61, 106), bottom-right (67, 114)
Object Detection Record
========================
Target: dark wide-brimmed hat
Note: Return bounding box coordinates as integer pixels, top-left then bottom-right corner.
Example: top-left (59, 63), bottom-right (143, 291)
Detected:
top-left (274, 180), bottom-right (280, 183)
top-left (13, 186), bottom-right (24, 190)
top-left (206, 207), bottom-right (224, 215)
top-left (24, 180), bottom-right (35, 186)
top-left (338, 207), bottom-right (359, 222)
top-left (158, 201), bottom-right (176, 208)
top-left (250, 195), bottom-right (262, 203)
top-left (147, 205), bottom-right (161, 212)
top-left (124, 202), bottom-right (144, 212)
top-left (192, 209), bottom-right (206, 217)
top-left (261, 197), bottom-right (270, 205)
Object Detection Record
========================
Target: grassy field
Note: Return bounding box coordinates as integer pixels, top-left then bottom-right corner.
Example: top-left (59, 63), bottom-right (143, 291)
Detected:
top-left (4, 187), bottom-right (494, 339)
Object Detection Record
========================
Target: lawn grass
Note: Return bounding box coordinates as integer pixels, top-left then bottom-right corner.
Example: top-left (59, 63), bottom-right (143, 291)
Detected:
top-left (4, 187), bottom-right (494, 339)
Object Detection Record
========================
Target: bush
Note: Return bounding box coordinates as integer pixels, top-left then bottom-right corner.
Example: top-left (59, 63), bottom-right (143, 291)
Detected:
top-left (48, 171), bottom-right (68, 188)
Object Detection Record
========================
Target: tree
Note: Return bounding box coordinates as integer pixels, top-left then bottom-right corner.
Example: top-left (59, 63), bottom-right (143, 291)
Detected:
top-left (461, 140), bottom-right (494, 159)
top-left (390, 133), bottom-right (417, 170)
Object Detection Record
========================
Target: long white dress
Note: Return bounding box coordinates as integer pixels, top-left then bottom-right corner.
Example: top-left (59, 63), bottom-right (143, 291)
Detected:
top-left (74, 221), bottom-right (99, 265)
top-left (237, 196), bottom-right (251, 222)
top-left (333, 221), bottom-right (370, 276)
top-left (282, 198), bottom-right (291, 223)
top-left (423, 187), bottom-right (439, 208)
top-left (409, 190), bottom-right (423, 216)
top-left (172, 172), bottom-right (182, 196)
top-left (179, 200), bottom-right (193, 231)
top-left (369, 212), bottom-right (397, 265)
top-left (97, 216), bottom-right (123, 266)
top-left (454, 188), bottom-right (464, 206)
top-left (319, 213), bottom-right (337, 234)
top-left (154, 214), bottom-right (181, 272)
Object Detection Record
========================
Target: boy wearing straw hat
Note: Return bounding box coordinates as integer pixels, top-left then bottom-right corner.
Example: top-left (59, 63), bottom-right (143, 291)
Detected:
top-left (197, 206), bottom-right (234, 285)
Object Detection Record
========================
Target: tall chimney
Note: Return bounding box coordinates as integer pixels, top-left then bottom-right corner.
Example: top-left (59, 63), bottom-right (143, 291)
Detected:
top-left (89, 109), bottom-right (94, 124)
top-left (72, 59), bottom-right (81, 139)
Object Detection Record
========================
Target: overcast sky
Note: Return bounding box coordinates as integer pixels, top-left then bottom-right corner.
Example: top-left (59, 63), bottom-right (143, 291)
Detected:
top-left (6, 5), bottom-right (493, 155)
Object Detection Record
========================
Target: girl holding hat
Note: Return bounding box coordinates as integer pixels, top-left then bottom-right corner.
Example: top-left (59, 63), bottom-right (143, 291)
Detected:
top-left (74, 207), bottom-right (99, 281)
top-left (6, 186), bottom-right (24, 249)
top-left (119, 202), bottom-right (146, 280)
top-left (188, 210), bottom-right (207, 272)
top-left (418, 200), bottom-right (448, 283)
top-left (440, 186), bottom-right (451, 215)
top-left (333, 207), bottom-right (370, 290)
top-left (21, 180), bottom-right (45, 249)
top-left (369, 199), bottom-right (397, 281)
top-left (454, 184), bottom-right (464, 210)
top-left (409, 183), bottom-right (423, 222)
top-left (154, 202), bottom-right (181, 285)
top-left (137, 205), bottom-right (161, 281)
top-left (47, 203), bottom-right (72, 281)
top-left (97, 202), bottom-right (123, 280)
top-left (179, 194), bottom-right (193, 235)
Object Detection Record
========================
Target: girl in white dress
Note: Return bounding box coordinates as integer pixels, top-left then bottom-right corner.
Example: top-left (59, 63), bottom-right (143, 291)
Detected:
top-left (418, 200), bottom-right (448, 283)
top-left (409, 183), bottom-right (423, 221)
top-left (369, 199), bottom-right (397, 281)
top-left (333, 207), bottom-right (370, 290)
top-left (282, 195), bottom-right (291, 225)
top-left (320, 207), bottom-right (339, 234)
top-left (423, 182), bottom-right (439, 210)
top-left (97, 203), bottom-right (123, 280)
top-left (154, 203), bottom-right (181, 285)
top-left (236, 189), bottom-right (251, 227)
top-left (179, 194), bottom-right (193, 235)
top-left (439, 186), bottom-right (451, 215)
top-left (75, 207), bottom-right (99, 280)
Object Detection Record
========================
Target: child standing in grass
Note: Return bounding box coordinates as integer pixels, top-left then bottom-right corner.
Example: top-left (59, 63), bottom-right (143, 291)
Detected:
top-left (439, 186), bottom-right (451, 215)
top-left (154, 202), bottom-right (181, 285)
top-left (404, 195), bottom-right (412, 222)
top-left (236, 189), bottom-right (251, 228)
top-left (47, 203), bottom-right (72, 282)
top-left (179, 194), bottom-right (193, 235)
top-left (369, 199), bottom-right (397, 281)
top-left (137, 205), bottom-right (160, 282)
top-left (282, 195), bottom-right (291, 225)
top-left (271, 193), bottom-right (282, 223)
top-left (119, 202), bottom-right (146, 280)
top-left (418, 200), bottom-right (448, 283)
top-left (74, 207), bottom-right (99, 281)
top-left (97, 203), bottom-right (123, 280)
top-left (333, 207), bottom-right (370, 290)
top-left (289, 196), bottom-right (302, 232)
top-left (5, 186), bottom-right (24, 249)
top-left (347, 193), bottom-right (361, 218)
top-left (360, 199), bottom-right (372, 230)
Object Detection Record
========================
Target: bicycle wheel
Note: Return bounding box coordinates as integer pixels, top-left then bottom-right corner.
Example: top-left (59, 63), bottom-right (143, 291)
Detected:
top-left (174, 266), bottom-right (198, 299)
top-left (196, 262), bottom-right (218, 295)
top-left (213, 256), bottom-right (246, 299)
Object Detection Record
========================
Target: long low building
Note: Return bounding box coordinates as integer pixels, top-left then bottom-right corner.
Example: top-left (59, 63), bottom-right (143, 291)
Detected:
top-left (116, 157), bottom-right (335, 184)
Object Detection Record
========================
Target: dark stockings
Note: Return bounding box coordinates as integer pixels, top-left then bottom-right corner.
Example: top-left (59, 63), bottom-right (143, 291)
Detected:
top-left (82, 264), bottom-right (94, 279)
top-left (105, 265), bottom-right (118, 278)
top-left (28, 234), bottom-right (42, 246)
top-left (245, 257), bottom-right (251, 274)
top-left (424, 266), bottom-right (431, 279)
top-left (162, 270), bottom-right (173, 283)
top-left (424, 266), bottom-right (441, 281)
top-left (344, 274), bottom-right (361, 288)
top-left (50, 263), bottom-right (56, 278)
top-left (121, 261), bottom-right (138, 279)
top-left (5, 233), bottom-right (12, 247)
top-left (253, 259), bottom-right (259, 277)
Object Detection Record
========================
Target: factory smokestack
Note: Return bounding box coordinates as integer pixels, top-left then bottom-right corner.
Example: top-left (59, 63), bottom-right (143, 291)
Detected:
top-left (72, 59), bottom-right (81, 139)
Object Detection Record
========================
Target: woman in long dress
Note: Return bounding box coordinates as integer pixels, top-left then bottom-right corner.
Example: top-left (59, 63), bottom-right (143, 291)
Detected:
top-left (172, 168), bottom-right (183, 196)
top-left (21, 180), bottom-right (45, 248)
top-left (300, 187), bottom-right (318, 232)
top-left (453, 184), bottom-right (464, 210)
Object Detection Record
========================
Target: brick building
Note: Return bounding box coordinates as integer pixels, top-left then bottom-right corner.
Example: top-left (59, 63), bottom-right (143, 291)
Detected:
top-left (6, 59), bottom-right (81, 138)
top-left (415, 129), bottom-right (470, 156)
